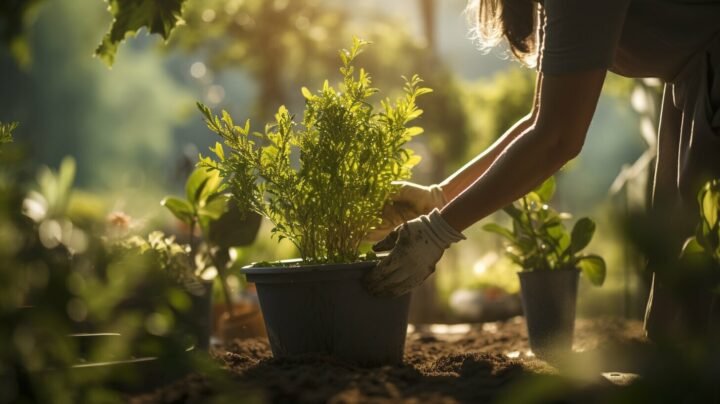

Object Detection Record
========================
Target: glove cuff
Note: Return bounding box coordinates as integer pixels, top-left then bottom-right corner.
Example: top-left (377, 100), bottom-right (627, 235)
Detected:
top-left (423, 208), bottom-right (465, 248)
top-left (428, 184), bottom-right (447, 208)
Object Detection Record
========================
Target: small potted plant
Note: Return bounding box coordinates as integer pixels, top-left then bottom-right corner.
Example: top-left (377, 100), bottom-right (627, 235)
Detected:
top-left (483, 176), bottom-right (606, 357)
top-left (160, 166), bottom-right (263, 345)
top-left (197, 38), bottom-right (430, 365)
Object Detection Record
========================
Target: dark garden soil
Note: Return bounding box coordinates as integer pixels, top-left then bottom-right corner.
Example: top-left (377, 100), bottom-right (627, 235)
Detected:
top-left (131, 317), bottom-right (650, 404)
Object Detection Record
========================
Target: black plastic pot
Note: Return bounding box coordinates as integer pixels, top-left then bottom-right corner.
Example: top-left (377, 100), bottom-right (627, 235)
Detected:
top-left (241, 260), bottom-right (411, 366)
top-left (518, 268), bottom-right (579, 358)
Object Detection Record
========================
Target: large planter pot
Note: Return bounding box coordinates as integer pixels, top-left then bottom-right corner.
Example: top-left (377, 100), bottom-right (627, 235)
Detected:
top-left (518, 269), bottom-right (579, 358)
top-left (241, 260), bottom-right (411, 366)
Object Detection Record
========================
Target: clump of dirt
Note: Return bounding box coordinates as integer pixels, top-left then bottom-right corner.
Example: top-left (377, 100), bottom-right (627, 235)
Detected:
top-left (131, 317), bottom-right (646, 404)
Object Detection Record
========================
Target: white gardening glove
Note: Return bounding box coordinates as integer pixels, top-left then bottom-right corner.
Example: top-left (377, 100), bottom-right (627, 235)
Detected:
top-left (366, 181), bottom-right (447, 242)
top-left (364, 208), bottom-right (465, 297)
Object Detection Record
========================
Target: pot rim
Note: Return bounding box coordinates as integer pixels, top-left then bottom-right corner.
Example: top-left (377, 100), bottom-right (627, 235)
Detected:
top-left (517, 268), bottom-right (580, 278)
top-left (241, 259), bottom-right (377, 276)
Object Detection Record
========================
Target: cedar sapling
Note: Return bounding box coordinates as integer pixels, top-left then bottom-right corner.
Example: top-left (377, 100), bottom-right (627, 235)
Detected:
top-left (198, 38), bottom-right (431, 264)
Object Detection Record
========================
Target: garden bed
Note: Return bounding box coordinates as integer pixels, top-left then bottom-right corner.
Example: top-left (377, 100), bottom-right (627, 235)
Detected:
top-left (131, 317), bottom-right (648, 403)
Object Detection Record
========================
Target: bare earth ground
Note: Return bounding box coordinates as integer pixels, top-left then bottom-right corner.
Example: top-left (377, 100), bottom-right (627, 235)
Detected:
top-left (131, 317), bottom-right (648, 403)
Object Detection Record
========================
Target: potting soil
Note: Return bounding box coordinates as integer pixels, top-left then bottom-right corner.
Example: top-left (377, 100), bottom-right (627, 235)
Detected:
top-left (130, 317), bottom-right (649, 403)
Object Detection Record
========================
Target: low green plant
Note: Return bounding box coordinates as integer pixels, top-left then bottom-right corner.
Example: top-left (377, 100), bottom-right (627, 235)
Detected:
top-left (483, 177), bottom-right (606, 286)
top-left (161, 166), bottom-right (229, 245)
top-left (680, 179), bottom-right (720, 292)
top-left (161, 166), bottom-right (261, 312)
top-left (0, 121), bottom-right (17, 147)
top-left (198, 38), bottom-right (430, 264)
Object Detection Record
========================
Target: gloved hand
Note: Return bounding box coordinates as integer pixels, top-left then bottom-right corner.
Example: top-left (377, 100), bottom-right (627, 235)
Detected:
top-left (364, 208), bottom-right (465, 297)
top-left (366, 181), bottom-right (447, 242)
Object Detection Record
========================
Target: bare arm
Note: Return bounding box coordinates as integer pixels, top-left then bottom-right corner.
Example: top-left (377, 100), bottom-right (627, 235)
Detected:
top-left (439, 75), bottom-right (543, 201)
top-left (441, 69), bottom-right (607, 232)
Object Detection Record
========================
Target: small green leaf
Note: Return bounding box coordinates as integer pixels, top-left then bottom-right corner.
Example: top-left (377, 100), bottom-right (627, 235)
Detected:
top-left (405, 127), bottom-right (424, 137)
top-left (533, 176), bottom-right (556, 202)
top-left (213, 142), bottom-right (225, 161)
top-left (198, 194), bottom-right (229, 221)
top-left (161, 196), bottom-right (194, 224)
top-left (482, 223), bottom-right (516, 243)
top-left (185, 167), bottom-right (211, 206)
top-left (701, 187), bottom-right (719, 229)
top-left (301, 87), bottom-right (313, 99)
top-left (570, 217), bottom-right (595, 253)
top-left (577, 255), bottom-right (606, 286)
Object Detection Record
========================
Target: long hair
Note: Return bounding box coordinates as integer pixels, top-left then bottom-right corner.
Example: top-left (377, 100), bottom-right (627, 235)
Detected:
top-left (466, 0), bottom-right (542, 68)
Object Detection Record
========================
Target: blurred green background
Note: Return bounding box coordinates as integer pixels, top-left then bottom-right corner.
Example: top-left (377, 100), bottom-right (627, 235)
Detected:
top-left (0, 0), bottom-right (656, 322)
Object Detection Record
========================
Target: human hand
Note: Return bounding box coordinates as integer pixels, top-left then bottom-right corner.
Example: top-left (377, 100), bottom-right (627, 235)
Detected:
top-left (366, 181), bottom-right (447, 242)
top-left (364, 209), bottom-right (465, 297)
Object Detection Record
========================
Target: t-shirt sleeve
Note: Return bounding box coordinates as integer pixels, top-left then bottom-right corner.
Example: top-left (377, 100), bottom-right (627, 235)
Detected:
top-left (540, 0), bottom-right (631, 75)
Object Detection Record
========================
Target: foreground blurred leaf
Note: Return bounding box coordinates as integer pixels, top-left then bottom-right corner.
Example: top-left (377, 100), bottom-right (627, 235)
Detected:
top-left (576, 255), bottom-right (606, 286)
top-left (161, 196), bottom-right (193, 224)
top-left (569, 217), bottom-right (595, 254)
top-left (533, 176), bottom-right (556, 202)
top-left (96, 0), bottom-right (187, 66)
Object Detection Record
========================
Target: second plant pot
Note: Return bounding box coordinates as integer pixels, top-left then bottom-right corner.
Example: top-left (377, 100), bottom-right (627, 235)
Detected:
top-left (518, 268), bottom-right (579, 358)
top-left (241, 260), bottom-right (411, 366)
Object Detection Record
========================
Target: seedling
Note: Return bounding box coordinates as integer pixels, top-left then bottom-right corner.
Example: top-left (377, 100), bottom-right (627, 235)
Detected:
top-left (483, 176), bottom-right (606, 286)
top-left (198, 38), bottom-right (430, 264)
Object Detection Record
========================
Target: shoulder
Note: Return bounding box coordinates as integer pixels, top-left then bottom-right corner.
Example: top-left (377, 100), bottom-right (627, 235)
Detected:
top-left (540, 0), bottom-right (631, 74)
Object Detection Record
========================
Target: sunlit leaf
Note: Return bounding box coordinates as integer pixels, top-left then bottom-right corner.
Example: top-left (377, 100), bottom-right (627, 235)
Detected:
top-left (198, 194), bottom-right (228, 221)
top-left (576, 255), bottom-right (606, 286)
top-left (533, 176), bottom-right (556, 202)
top-left (185, 167), bottom-right (212, 206)
top-left (701, 185), bottom-right (719, 229)
top-left (161, 196), bottom-right (193, 224)
top-left (95, 0), bottom-right (188, 66)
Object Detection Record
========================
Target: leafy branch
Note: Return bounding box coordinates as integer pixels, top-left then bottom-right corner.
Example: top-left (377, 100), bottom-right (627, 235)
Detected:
top-left (95, 0), bottom-right (188, 66)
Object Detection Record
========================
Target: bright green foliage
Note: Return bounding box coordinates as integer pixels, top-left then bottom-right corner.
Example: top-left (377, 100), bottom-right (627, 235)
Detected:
top-left (23, 156), bottom-right (76, 222)
top-left (0, 121), bottom-right (17, 148)
top-left (161, 166), bottom-right (229, 236)
top-left (96, 0), bottom-right (188, 66)
top-left (199, 39), bottom-right (430, 264)
top-left (483, 176), bottom-right (606, 286)
top-left (115, 231), bottom-right (206, 295)
top-left (680, 180), bottom-right (720, 277)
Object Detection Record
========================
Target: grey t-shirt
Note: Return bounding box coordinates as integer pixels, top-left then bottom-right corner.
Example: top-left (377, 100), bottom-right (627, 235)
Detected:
top-left (540, 0), bottom-right (720, 81)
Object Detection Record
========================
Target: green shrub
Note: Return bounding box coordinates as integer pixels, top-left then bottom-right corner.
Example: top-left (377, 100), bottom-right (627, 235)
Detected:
top-left (198, 38), bottom-right (430, 264)
top-left (483, 177), bottom-right (606, 286)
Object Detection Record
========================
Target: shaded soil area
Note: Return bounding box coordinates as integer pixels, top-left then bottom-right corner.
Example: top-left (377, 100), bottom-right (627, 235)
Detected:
top-left (131, 317), bottom-right (648, 403)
